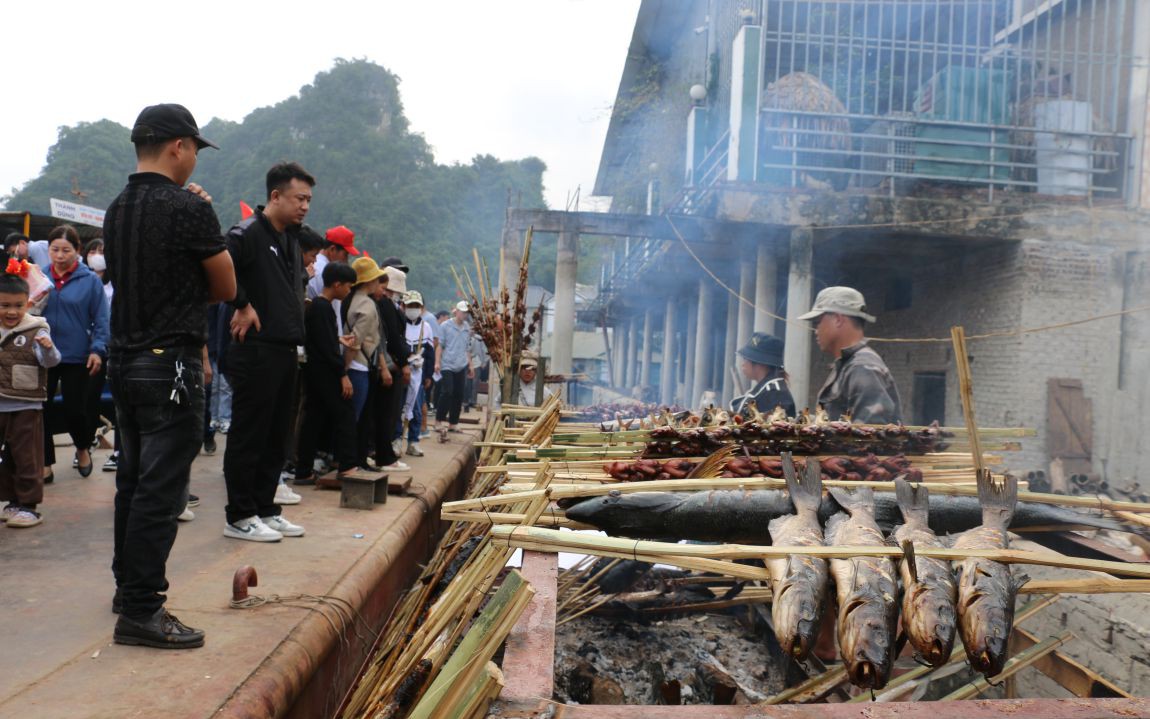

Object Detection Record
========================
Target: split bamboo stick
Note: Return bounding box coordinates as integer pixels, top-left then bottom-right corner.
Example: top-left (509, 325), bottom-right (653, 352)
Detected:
top-left (491, 525), bottom-right (1150, 579)
top-left (940, 632), bottom-right (1073, 701)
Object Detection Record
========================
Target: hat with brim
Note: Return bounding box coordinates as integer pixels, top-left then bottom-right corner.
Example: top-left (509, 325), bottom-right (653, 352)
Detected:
top-left (325, 225), bottom-right (360, 255)
top-left (797, 286), bottom-right (877, 323)
top-left (381, 256), bottom-right (410, 273)
top-left (520, 350), bottom-right (539, 369)
top-left (737, 333), bottom-right (785, 367)
top-left (351, 256), bottom-right (385, 286)
top-left (455, 301), bottom-right (470, 313)
top-left (404, 290), bottom-right (424, 307)
top-left (383, 266), bottom-right (408, 294)
top-left (130, 103), bottom-right (219, 150)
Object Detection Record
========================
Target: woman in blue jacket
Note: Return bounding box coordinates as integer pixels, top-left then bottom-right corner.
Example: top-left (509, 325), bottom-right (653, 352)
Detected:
top-left (41, 225), bottom-right (109, 479)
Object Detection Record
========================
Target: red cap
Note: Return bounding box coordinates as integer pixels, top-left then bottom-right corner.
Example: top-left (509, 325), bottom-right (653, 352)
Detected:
top-left (325, 225), bottom-right (359, 255)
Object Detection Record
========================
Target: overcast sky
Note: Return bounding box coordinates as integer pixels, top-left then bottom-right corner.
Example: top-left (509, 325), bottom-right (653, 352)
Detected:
top-left (0, 0), bottom-right (640, 211)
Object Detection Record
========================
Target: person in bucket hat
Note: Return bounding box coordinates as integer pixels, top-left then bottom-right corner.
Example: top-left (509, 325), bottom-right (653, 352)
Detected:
top-left (800, 286), bottom-right (901, 423)
top-left (729, 332), bottom-right (796, 418)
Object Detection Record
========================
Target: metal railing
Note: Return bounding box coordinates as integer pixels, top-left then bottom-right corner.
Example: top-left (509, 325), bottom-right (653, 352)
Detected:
top-left (756, 106), bottom-right (1130, 200)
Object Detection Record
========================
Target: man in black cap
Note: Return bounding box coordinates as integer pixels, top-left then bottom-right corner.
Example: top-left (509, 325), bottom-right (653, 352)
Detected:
top-left (104, 103), bottom-right (235, 648)
top-left (729, 332), bottom-right (796, 418)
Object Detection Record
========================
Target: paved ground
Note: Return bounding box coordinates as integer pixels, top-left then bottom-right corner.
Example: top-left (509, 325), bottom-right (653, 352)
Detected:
top-left (0, 422), bottom-right (479, 719)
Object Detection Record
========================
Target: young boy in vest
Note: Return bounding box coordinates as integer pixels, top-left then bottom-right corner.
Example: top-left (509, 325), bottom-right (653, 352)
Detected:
top-left (0, 262), bottom-right (62, 527)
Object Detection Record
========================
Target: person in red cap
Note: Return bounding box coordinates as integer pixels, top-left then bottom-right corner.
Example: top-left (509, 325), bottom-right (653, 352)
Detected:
top-left (306, 225), bottom-right (359, 301)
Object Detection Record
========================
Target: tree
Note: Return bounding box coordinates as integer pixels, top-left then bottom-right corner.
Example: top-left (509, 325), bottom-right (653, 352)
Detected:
top-left (2, 60), bottom-right (550, 310)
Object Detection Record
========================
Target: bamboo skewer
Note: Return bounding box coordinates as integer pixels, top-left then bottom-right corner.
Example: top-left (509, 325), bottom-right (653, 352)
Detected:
top-left (491, 525), bottom-right (1150, 579)
top-left (444, 476), bottom-right (1150, 515)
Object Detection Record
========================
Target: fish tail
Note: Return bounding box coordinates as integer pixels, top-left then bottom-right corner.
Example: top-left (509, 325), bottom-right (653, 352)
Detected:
top-left (894, 478), bottom-right (929, 526)
top-left (828, 485), bottom-right (874, 514)
top-left (783, 452), bottom-right (823, 513)
top-left (977, 469), bottom-right (1017, 529)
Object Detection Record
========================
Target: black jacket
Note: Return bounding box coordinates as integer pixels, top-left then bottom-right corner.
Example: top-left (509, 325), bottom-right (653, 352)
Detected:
top-left (226, 209), bottom-right (305, 346)
top-left (730, 369), bottom-right (796, 418)
top-left (377, 297), bottom-right (409, 369)
top-left (304, 297), bottom-right (345, 377)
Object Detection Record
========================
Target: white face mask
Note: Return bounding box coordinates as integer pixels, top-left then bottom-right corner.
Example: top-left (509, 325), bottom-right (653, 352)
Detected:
top-left (87, 254), bottom-right (107, 272)
top-left (405, 308), bottom-right (422, 321)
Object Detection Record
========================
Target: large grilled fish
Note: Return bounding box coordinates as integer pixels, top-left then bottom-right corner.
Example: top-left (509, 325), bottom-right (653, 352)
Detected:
top-left (893, 479), bottom-right (957, 667)
top-left (954, 471), bottom-right (1026, 678)
top-left (825, 487), bottom-right (900, 690)
top-left (767, 455), bottom-right (828, 661)
top-left (563, 488), bottom-right (1130, 543)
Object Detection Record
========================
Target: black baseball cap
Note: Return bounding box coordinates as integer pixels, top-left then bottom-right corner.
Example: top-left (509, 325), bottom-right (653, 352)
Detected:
top-left (130, 103), bottom-right (219, 150)
top-left (381, 256), bottom-right (410, 273)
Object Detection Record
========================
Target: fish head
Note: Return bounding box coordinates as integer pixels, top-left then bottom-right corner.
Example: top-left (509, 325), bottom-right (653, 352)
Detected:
top-left (905, 584), bottom-right (957, 667)
top-left (773, 579), bottom-right (823, 660)
top-left (563, 491), bottom-right (682, 534)
top-left (839, 597), bottom-right (894, 689)
top-left (960, 594), bottom-right (1011, 677)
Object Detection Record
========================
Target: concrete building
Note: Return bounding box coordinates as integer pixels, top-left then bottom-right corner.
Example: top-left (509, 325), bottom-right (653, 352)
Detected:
top-left (506, 0), bottom-right (1149, 492)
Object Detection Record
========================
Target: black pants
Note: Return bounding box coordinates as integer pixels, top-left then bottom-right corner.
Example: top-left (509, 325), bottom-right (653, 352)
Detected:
top-left (44, 363), bottom-right (95, 466)
top-left (110, 350), bottom-right (203, 619)
top-left (435, 369), bottom-right (467, 425)
top-left (297, 370), bottom-right (357, 477)
top-left (362, 369), bottom-right (406, 467)
top-left (223, 343), bottom-right (297, 525)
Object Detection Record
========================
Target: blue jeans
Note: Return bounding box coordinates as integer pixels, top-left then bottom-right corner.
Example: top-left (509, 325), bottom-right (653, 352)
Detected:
top-left (209, 359), bottom-right (232, 425)
top-left (395, 385), bottom-right (424, 443)
top-left (110, 349), bottom-right (204, 618)
top-left (348, 369), bottom-right (370, 420)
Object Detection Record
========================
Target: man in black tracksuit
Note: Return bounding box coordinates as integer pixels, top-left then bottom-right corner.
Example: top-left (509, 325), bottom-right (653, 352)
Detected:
top-left (222, 162), bottom-right (315, 542)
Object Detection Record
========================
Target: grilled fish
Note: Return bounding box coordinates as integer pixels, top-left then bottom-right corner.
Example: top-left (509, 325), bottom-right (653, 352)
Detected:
top-left (893, 479), bottom-right (957, 667)
top-left (563, 488), bottom-right (1130, 543)
top-left (825, 487), bottom-right (900, 690)
top-left (954, 470), bottom-right (1026, 678)
top-left (767, 455), bottom-right (828, 661)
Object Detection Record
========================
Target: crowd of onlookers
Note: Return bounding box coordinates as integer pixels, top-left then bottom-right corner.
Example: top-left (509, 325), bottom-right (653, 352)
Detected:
top-left (0, 221), bottom-right (482, 531)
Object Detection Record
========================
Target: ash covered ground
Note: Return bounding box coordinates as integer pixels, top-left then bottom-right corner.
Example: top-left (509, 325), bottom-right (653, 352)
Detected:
top-left (553, 612), bottom-right (789, 705)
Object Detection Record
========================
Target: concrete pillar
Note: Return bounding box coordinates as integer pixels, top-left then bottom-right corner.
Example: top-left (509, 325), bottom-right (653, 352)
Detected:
top-left (784, 228), bottom-right (815, 411)
top-left (499, 221), bottom-right (522, 299)
top-left (754, 239), bottom-right (778, 334)
top-left (682, 301), bottom-right (696, 406)
top-left (615, 320), bottom-right (629, 388)
top-left (685, 277), bottom-right (713, 407)
top-left (737, 261), bottom-right (754, 350)
top-left (660, 297), bottom-right (676, 407)
top-left (641, 310), bottom-right (654, 391)
top-left (552, 231), bottom-right (578, 374)
top-left (625, 316), bottom-right (640, 389)
top-left (727, 24), bottom-right (763, 182)
top-left (722, 293), bottom-right (739, 406)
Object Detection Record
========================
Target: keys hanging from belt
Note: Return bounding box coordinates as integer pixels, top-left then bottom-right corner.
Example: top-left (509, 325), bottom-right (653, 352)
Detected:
top-left (170, 360), bottom-right (188, 405)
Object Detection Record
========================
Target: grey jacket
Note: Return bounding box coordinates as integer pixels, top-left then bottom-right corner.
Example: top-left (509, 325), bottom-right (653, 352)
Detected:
top-left (816, 341), bottom-right (902, 424)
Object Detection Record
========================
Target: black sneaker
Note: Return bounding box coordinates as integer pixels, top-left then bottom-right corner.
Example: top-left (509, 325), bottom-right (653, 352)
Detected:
top-left (187, 494), bottom-right (200, 508)
top-left (203, 435), bottom-right (217, 455)
top-left (103, 453), bottom-right (119, 472)
top-left (114, 608), bottom-right (204, 649)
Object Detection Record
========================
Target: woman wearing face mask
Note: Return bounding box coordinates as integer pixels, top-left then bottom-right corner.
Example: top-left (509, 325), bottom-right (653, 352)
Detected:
top-left (41, 225), bottom-right (110, 480)
top-left (398, 291), bottom-right (435, 457)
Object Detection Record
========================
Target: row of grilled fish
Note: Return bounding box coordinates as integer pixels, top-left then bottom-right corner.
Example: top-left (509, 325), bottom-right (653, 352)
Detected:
top-left (767, 456), bottom-right (1021, 689)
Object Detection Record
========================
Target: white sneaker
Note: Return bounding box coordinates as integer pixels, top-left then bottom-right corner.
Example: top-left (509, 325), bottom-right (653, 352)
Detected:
top-left (224, 516), bottom-right (283, 542)
top-left (381, 460), bottom-right (411, 472)
top-left (177, 506), bottom-right (195, 522)
top-left (391, 439), bottom-right (402, 456)
top-left (1, 504), bottom-right (19, 523)
top-left (405, 443), bottom-right (424, 457)
top-left (260, 514), bottom-right (305, 537)
top-left (275, 482), bottom-right (302, 505)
